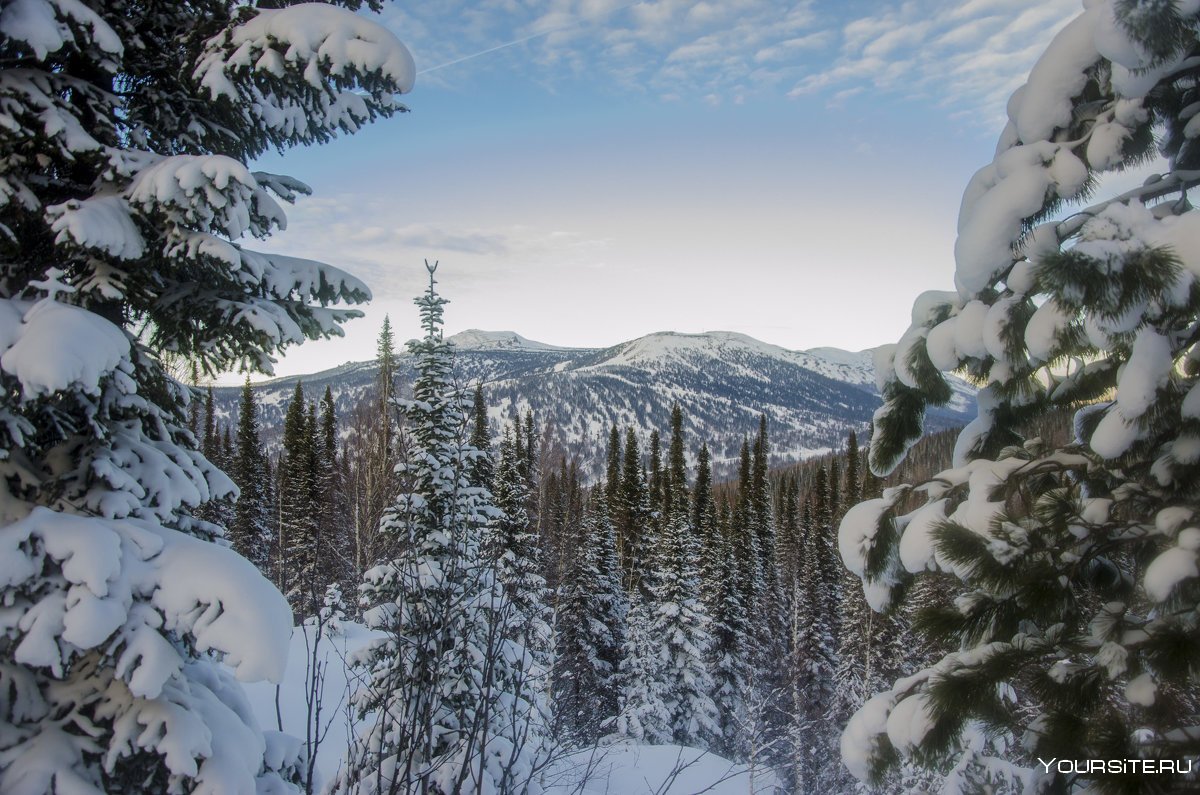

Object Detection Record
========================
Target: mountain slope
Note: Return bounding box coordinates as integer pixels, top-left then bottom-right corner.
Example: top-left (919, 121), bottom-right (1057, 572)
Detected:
top-left (211, 329), bottom-right (974, 480)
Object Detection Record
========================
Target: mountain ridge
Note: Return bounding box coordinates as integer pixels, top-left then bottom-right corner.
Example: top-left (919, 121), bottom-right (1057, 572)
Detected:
top-left (212, 329), bottom-right (974, 480)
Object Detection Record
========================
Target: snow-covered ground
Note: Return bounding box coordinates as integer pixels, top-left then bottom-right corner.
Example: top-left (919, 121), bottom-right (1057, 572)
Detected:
top-left (240, 622), bottom-right (777, 794)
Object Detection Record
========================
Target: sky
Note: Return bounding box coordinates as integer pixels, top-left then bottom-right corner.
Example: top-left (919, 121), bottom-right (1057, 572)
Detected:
top-left (238, 0), bottom-right (1087, 383)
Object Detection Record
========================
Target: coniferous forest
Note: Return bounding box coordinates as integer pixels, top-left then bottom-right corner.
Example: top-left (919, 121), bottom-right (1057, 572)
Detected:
top-left (3, 1), bottom-right (1200, 794)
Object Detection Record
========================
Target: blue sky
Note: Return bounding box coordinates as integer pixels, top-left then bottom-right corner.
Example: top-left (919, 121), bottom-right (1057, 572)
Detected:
top-left (244, 0), bottom-right (1083, 380)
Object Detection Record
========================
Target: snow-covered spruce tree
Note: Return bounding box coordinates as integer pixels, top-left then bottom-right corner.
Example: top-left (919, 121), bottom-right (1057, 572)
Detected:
top-left (551, 494), bottom-right (627, 745)
top-left (616, 427), bottom-right (650, 593)
top-left (230, 375), bottom-right (272, 572)
top-left (0, 2), bottom-right (412, 792)
top-left (648, 411), bottom-right (717, 750)
top-left (317, 384), bottom-right (352, 596)
top-left (490, 424), bottom-right (551, 656)
top-left (840, 2), bottom-right (1200, 791)
top-left (615, 595), bottom-right (673, 746)
top-left (704, 496), bottom-right (752, 760)
top-left (339, 263), bottom-right (550, 795)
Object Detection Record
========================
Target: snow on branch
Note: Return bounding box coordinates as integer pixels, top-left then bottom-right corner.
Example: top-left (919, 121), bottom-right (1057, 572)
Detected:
top-left (0, 0), bottom-right (122, 62)
top-left (0, 296), bottom-right (129, 400)
top-left (194, 3), bottom-right (415, 145)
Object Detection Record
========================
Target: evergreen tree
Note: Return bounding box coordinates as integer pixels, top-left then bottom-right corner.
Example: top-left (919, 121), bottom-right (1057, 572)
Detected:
top-left (692, 441), bottom-right (714, 536)
top-left (202, 385), bottom-right (217, 459)
top-left (791, 467), bottom-right (841, 790)
top-left (0, 1), bottom-right (411, 789)
top-left (750, 416), bottom-right (775, 589)
top-left (605, 424), bottom-right (621, 506)
top-left (841, 5), bottom-right (1200, 790)
top-left (665, 403), bottom-right (688, 517)
top-left (279, 382), bottom-right (319, 615)
top-left (188, 360), bottom-right (203, 439)
top-left (845, 429), bottom-right (863, 507)
top-left (318, 384), bottom-right (351, 595)
top-left (341, 265), bottom-right (549, 795)
top-left (647, 504), bottom-right (717, 749)
top-left (376, 314), bottom-right (398, 415)
top-left (647, 428), bottom-right (663, 522)
top-left (491, 426), bottom-right (551, 660)
top-left (617, 427), bottom-right (649, 593)
top-left (732, 438), bottom-right (760, 617)
top-left (230, 376), bottom-right (272, 571)
top-left (343, 318), bottom-right (406, 590)
top-left (552, 497), bottom-right (627, 745)
top-left (468, 384), bottom-right (494, 491)
top-left (615, 594), bottom-right (672, 745)
top-left (705, 500), bottom-right (752, 760)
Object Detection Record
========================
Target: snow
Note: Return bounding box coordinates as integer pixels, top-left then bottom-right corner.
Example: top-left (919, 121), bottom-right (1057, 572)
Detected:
top-left (1156, 507), bottom-right (1194, 535)
top-left (196, 4), bottom-right (415, 99)
top-left (1115, 328), bottom-right (1173, 418)
top-left (1126, 672), bottom-right (1157, 706)
top-left (0, 296), bottom-right (129, 399)
top-left (0, 0), bottom-right (123, 61)
top-left (840, 692), bottom-right (893, 782)
top-left (1144, 544), bottom-right (1199, 602)
top-left (956, 145), bottom-right (1056, 297)
top-left (1006, 7), bottom-right (1101, 145)
top-left (242, 622), bottom-right (771, 794)
top-left (953, 300), bottom-right (990, 359)
top-left (1090, 406), bottom-right (1141, 459)
top-left (543, 744), bottom-right (776, 794)
top-left (899, 499), bottom-right (949, 574)
top-left (151, 524), bottom-right (293, 683)
top-left (838, 496), bottom-right (896, 578)
top-left (925, 316), bottom-right (960, 372)
top-left (885, 693), bottom-right (935, 754)
top-left (447, 329), bottom-right (565, 351)
top-left (1024, 299), bottom-right (1072, 364)
top-left (127, 154), bottom-right (268, 240)
top-left (47, 194), bottom-right (145, 261)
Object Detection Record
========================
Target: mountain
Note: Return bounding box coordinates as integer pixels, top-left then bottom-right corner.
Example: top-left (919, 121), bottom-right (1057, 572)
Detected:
top-left (210, 329), bottom-right (975, 480)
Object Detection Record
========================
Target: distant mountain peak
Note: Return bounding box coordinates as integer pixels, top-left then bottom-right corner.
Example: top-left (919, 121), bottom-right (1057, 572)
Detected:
top-left (445, 329), bottom-right (567, 352)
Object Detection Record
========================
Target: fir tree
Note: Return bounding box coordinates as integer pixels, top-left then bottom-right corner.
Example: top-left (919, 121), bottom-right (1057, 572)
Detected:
top-left (0, 2), bottom-right (411, 789)
top-left (841, 5), bottom-right (1200, 790)
top-left (468, 384), bottom-right (494, 491)
top-left (491, 426), bottom-right (551, 659)
top-left (647, 428), bottom-right (663, 522)
top-left (605, 424), bottom-right (621, 506)
top-left (230, 376), bottom-right (272, 571)
top-left (705, 500), bottom-right (752, 760)
top-left (376, 314), bottom-right (398, 413)
top-left (279, 382), bottom-right (319, 615)
top-left (648, 504), bottom-right (717, 749)
top-left (318, 384), bottom-right (350, 596)
top-left (552, 497), bottom-right (627, 745)
top-left (845, 429), bottom-right (863, 507)
top-left (617, 427), bottom-right (649, 593)
top-left (341, 264), bottom-right (549, 795)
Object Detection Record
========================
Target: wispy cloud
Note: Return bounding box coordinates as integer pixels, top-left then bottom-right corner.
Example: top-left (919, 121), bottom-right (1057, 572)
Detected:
top-left (264, 195), bottom-right (609, 301)
top-left (377, 0), bottom-right (1080, 123)
top-left (789, 0), bottom-right (1080, 124)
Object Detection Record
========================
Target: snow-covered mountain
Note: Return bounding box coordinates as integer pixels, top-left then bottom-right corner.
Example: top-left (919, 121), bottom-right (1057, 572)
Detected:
top-left (212, 329), bottom-right (975, 480)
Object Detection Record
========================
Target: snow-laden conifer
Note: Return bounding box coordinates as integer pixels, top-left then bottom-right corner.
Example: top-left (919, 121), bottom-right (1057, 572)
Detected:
top-left (339, 264), bottom-right (549, 795)
top-left (552, 496), bottom-right (627, 745)
top-left (0, 1), bottom-right (412, 791)
top-left (842, 3), bottom-right (1200, 790)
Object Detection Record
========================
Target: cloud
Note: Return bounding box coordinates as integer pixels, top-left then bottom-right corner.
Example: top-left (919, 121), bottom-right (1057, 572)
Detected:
top-left (379, 0), bottom-right (826, 100)
top-left (262, 195), bottom-right (609, 301)
top-left (376, 0), bottom-right (1079, 125)
top-left (789, 0), bottom-right (1080, 125)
